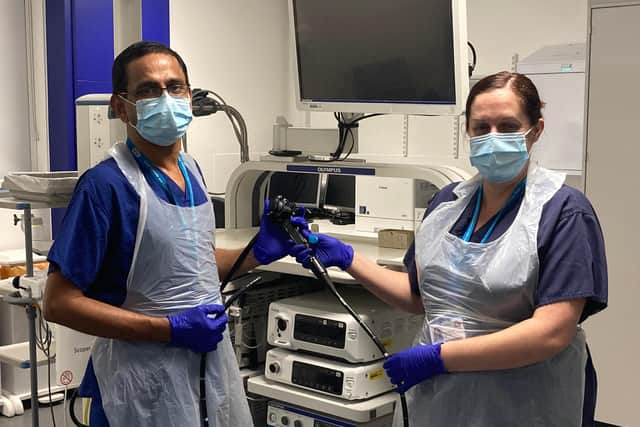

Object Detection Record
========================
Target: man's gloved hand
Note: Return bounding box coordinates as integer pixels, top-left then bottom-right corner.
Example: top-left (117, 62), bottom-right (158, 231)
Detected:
top-left (253, 200), bottom-right (297, 265)
top-left (288, 217), bottom-right (354, 270)
top-left (167, 304), bottom-right (228, 353)
top-left (383, 343), bottom-right (448, 393)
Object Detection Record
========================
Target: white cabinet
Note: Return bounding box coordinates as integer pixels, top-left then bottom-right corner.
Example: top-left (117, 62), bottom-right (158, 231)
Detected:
top-left (583, 2), bottom-right (640, 425)
top-left (518, 44), bottom-right (586, 175)
top-left (527, 72), bottom-right (585, 171)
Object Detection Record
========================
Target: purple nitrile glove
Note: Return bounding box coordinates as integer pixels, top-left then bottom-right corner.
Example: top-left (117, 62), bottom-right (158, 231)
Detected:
top-left (288, 217), bottom-right (354, 271)
top-left (383, 342), bottom-right (448, 393)
top-left (253, 200), bottom-right (299, 265)
top-left (167, 304), bottom-right (228, 353)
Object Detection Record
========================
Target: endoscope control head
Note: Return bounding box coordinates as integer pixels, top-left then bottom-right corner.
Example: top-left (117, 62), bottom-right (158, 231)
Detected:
top-left (266, 195), bottom-right (297, 224)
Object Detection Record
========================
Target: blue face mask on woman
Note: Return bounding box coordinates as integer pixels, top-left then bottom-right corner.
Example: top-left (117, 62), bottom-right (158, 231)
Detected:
top-left (469, 128), bottom-right (533, 183)
top-left (121, 92), bottom-right (193, 146)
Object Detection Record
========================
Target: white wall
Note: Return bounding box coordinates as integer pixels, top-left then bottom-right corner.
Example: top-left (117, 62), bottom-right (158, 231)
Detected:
top-left (0, 1), bottom-right (33, 251)
top-left (467, 0), bottom-right (588, 75)
top-left (25, 0), bottom-right (50, 173)
top-left (170, 0), bottom-right (290, 194)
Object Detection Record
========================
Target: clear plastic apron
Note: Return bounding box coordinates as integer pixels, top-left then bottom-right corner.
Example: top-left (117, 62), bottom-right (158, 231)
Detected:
top-left (91, 143), bottom-right (252, 427)
top-left (396, 166), bottom-right (587, 427)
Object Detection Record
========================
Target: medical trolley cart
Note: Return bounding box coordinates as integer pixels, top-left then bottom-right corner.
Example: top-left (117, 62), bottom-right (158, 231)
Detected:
top-left (0, 191), bottom-right (70, 427)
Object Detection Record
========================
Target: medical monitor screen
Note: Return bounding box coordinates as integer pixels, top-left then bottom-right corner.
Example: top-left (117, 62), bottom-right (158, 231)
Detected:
top-left (267, 172), bottom-right (320, 208)
top-left (323, 174), bottom-right (355, 212)
top-left (292, 0), bottom-right (456, 108)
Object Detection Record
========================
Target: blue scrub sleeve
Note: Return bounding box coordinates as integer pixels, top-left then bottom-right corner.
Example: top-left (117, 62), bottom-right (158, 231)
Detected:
top-left (47, 175), bottom-right (111, 292)
top-left (535, 204), bottom-right (608, 322)
top-left (403, 242), bottom-right (420, 296)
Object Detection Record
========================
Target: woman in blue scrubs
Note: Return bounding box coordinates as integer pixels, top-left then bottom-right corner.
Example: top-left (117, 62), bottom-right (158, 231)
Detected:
top-left (289, 71), bottom-right (608, 427)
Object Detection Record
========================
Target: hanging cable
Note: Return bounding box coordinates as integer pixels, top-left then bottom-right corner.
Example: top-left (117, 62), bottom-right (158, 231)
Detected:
top-left (35, 304), bottom-right (57, 427)
top-left (69, 389), bottom-right (88, 427)
top-left (63, 385), bottom-right (69, 427)
top-left (200, 196), bottom-right (411, 425)
top-left (266, 196), bottom-right (410, 427)
top-left (315, 113), bottom-right (384, 162)
top-left (467, 41), bottom-right (478, 77)
top-left (200, 234), bottom-right (262, 427)
top-left (191, 88), bottom-right (250, 163)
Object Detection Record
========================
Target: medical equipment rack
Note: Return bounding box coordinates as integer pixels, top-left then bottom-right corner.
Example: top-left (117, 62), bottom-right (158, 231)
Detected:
top-left (0, 191), bottom-right (70, 427)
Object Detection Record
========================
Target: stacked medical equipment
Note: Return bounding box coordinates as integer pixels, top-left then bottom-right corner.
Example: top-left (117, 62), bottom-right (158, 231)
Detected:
top-left (265, 349), bottom-right (390, 401)
top-left (224, 143), bottom-right (471, 426)
top-left (224, 272), bottom-right (323, 369)
top-left (250, 286), bottom-right (422, 426)
top-left (267, 399), bottom-right (393, 427)
top-left (266, 288), bottom-right (420, 364)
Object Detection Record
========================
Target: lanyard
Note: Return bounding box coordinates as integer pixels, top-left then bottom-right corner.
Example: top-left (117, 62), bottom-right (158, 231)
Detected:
top-left (462, 178), bottom-right (526, 243)
top-left (126, 139), bottom-right (194, 208)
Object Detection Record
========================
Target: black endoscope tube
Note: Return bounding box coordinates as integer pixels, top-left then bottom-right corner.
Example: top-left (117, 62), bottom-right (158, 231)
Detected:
top-left (69, 388), bottom-right (89, 427)
top-left (201, 232), bottom-right (261, 427)
top-left (66, 231), bottom-right (261, 427)
top-left (281, 220), bottom-right (410, 427)
top-left (203, 196), bottom-right (410, 427)
top-left (220, 233), bottom-right (259, 293)
top-left (202, 207), bottom-right (287, 426)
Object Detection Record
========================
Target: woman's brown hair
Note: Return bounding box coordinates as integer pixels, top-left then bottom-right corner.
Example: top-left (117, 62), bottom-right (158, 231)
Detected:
top-left (465, 71), bottom-right (544, 129)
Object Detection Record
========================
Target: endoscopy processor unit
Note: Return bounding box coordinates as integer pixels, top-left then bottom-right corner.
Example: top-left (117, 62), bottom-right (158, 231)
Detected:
top-left (267, 288), bottom-right (423, 363)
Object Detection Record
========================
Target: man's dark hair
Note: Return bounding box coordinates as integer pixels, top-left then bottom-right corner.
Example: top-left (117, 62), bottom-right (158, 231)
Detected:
top-left (112, 41), bottom-right (190, 94)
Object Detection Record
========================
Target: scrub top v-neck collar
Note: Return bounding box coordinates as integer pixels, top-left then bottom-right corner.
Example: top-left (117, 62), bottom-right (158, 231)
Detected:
top-left (461, 178), bottom-right (526, 243)
top-left (126, 138), bottom-right (194, 208)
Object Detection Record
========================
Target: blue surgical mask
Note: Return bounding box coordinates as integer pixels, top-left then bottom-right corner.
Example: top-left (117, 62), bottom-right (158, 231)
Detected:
top-left (469, 128), bottom-right (533, 183)
top-left (121, 92), bottom-right (193, 146)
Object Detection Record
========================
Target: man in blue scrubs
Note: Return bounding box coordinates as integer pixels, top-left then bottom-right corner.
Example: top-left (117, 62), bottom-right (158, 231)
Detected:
top-left (43, 41), bottom-right (288, 426)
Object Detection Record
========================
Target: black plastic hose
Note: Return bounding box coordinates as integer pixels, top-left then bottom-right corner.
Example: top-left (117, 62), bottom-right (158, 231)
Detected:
top-left (201, 196), bottom-right (411, 427)
top-left (273, 197), bottom-right (410, 427)
top-left (69, 388), bottom-right (89, 427)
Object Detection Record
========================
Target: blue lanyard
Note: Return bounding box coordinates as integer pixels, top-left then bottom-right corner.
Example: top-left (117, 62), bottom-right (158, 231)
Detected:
top-left (462, 178), bottom-right (526, 243)
top-left (126, 139), bottom-right (194, 208)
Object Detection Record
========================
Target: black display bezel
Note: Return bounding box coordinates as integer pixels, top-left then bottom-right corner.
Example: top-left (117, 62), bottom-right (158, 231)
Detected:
top-left (291, 361), bottom-right (344, 395)
top-left (294, 314), bottom-right (346, 349)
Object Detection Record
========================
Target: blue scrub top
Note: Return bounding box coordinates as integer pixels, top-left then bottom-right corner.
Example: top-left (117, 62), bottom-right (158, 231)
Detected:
top-left (47, 155), bottom-right (210, 427)
top-left (403, 181), bottom-right (608, 426)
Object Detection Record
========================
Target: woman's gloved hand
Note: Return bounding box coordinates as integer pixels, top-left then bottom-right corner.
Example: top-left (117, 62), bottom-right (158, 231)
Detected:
top-left (288, 217), bottom-right (354, 270)
top-left (253, 200), bottom-right (297, 265)
top-left (383, 342), bottom-right (448, 393)
top-left (167, 304), bottom-right (228, 353)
